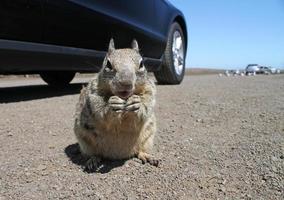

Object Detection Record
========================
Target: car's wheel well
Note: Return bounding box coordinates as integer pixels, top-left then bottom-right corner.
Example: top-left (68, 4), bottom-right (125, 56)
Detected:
top-left (173, 16), bottom-right (188, 53)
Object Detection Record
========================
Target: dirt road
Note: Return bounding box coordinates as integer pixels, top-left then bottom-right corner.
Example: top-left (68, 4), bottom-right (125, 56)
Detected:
top-left (0, 75), bottom-right (283, 199)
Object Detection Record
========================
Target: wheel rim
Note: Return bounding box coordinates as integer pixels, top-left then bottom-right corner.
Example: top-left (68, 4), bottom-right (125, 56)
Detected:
top-left (172, 30), bottom-right (184, 76)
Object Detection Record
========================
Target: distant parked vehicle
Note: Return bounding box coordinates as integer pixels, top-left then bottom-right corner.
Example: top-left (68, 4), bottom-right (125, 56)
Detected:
top-left (268, 67), bottom-right (277, 74)
top-left (245, 64), bottom-right (260, 75)
top-left (232, 69), bottom-right (240, 75)
top-left (258, 66), bottom-right (271, 75)
top-left (259, 66), bottom-right (281, 75)
top-left (246, 65), bottom-right (280, 75)
top-left (225, 69), bottom-right (240, 76)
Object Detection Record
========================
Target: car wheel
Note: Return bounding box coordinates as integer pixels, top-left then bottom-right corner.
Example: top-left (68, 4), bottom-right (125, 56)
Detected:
top-left (40, 71), bottom-right (76, 86)
top-left (154, 22), bottom-right (186, 84)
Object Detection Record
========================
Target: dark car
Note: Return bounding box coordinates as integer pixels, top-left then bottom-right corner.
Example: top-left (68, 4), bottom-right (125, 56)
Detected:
top-left (0, 0), bottom-right (188, 85)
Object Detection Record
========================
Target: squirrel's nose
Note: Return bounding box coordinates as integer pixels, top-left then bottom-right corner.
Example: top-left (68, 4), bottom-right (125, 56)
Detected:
top-left (118, 79), bottom-right (133, 90)
top-left (118, 70), bottom-right (135, 89)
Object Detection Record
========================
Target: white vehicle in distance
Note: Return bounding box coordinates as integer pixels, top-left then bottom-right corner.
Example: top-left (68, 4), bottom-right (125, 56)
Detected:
top-left (258, 66), bottom-right (280, 75)
top-left (245, 64), bottom-right (260, 75)
top-left (259, 66), bottom-right (272, 75)
top-left (268, 67), bottom-right (277, 74)
top-left (270, 67), bottom-right (281, 74)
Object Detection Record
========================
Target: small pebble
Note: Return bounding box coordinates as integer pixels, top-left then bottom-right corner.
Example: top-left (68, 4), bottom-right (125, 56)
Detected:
top-left (25, 172), bottom-right (31, 177)
top-left (37, 164), bottom-right (47, 171)
top-left (196, 119), bottom-right (202, 123)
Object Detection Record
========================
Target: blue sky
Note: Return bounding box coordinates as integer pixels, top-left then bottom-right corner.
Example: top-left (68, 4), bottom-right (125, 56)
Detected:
top-left (169, 0), bottom-right (284, 69)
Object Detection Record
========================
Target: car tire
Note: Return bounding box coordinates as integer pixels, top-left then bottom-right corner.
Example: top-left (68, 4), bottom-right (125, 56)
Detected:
top-left (154, 22), bottom-right (186, 84)
top-left (40, 71), bottom-right (76, 86)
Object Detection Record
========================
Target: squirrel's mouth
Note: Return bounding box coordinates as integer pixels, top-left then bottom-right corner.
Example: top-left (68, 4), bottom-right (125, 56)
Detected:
top-left (116, 90), bottom-right (133, 100)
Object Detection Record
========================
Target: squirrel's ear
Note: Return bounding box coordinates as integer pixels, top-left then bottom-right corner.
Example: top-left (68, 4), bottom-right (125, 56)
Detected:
top-left (108, 38), bottom-right (115, 53)
top-left (131, 39), bottom-right (139, 52)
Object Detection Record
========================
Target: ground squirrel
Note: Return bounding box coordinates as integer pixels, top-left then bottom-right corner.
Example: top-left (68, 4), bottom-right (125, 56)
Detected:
top-left (74, 39), bottom-right (158, 171)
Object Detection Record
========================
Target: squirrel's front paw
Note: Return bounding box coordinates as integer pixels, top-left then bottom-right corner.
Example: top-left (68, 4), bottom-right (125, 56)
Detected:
top-left (125, 95), bottom-right (141, 112)
top-left (137, 152), bottom-right (159, 167)
top-left (108, 96), bottom-right (126, 112)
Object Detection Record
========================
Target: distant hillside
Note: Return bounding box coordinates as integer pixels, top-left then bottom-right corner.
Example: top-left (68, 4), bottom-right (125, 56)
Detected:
top-left (185, 68), bottom-right (225, 76)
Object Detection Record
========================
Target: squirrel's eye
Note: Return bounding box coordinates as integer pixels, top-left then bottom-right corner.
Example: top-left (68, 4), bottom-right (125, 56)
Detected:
top-left (105, 60), bottom-right (113, 72)
top-left (139, 59), bottom-right (145, 70)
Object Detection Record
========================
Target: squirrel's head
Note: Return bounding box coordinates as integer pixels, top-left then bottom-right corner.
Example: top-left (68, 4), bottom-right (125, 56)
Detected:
top-left (99, 39), bottom-right (147, 100)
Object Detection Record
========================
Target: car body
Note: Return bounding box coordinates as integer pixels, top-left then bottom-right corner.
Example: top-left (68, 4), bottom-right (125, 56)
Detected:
top-left (0, 0), bottom-right (188, 85)
top-left (225, 69), bottom-right (240, 76)
top-left (268, 67), bottom-right (277, 74)
top-left (258, 66), bottom-right (280, 75)
top-left (231, 69), bottom-right (240, 75)
top-left (245, 64), bottom-right (260, 75)
top-left (258, 66), bottom-right (272, 74)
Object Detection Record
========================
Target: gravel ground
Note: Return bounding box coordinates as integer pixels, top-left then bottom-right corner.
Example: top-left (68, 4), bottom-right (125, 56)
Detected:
top-left (0, 74), bottom-right (283, 200)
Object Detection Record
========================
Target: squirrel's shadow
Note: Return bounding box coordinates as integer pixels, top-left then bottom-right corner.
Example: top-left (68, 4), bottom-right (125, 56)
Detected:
top-left (64, 143), bottom-right (126, 174)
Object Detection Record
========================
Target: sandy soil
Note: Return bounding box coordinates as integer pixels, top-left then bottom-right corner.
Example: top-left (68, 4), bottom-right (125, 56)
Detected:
top-left (0, 74), bottom-right (283, 200)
